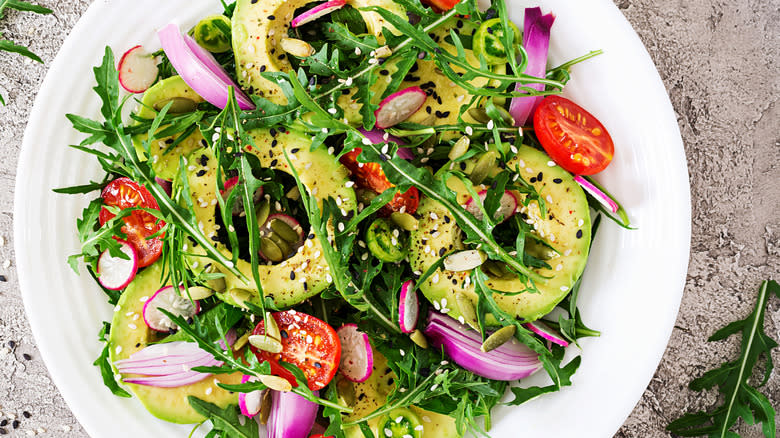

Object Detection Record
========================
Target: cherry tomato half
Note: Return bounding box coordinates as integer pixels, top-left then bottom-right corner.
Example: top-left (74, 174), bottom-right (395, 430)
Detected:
top-left (421, 0), bottom-right (459, 11)
top-left (532, 95), bottom-right (615, 175)
top-left (251, 311), bottom-right (341, 391)
top-left (99, 177), bottom-right (165, 268)
top-left (340, 148), bottom-right (419, 215)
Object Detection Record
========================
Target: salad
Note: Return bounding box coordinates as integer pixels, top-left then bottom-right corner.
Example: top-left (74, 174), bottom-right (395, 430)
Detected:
top-left (60, 0), bottom-right (632, 436)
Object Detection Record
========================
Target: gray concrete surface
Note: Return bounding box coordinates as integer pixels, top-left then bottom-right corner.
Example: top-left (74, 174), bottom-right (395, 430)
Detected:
top-left (0, 0), bottom-right (777, 436)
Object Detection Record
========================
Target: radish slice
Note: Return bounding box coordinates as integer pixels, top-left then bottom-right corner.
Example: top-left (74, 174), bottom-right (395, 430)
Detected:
top-left (118, 45), bottom-right (159, 94)
top-left (524, 320), bottom-right (568, 347)
top-left (97, 240), bottom-right (138, 290)
top-left (154, 177), bottom-right (172, 196)
top-left (374, 87), bottom-right (427, 129)
top-left (238, 375), bottom-right (263, 417)
top-left (220, 176), bottom-right (264, 215)
top-left (573, 175), bottom-right (619, 213)
top-left (158, 24), bottom-right (255, 110)
top-left (398, 280), bottom-right (419, 333)
top-left (291, 0), bottom-right (347, 28)
top-left (142, 286), bottom-right (200, 332)
top-left (336, 324), bottom-right (374, 383)
top-left (465, 190), bottom-right (518, 222)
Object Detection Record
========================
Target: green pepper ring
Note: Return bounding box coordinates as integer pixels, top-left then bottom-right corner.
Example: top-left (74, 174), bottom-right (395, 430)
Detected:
top-left (366, 218), bottom-right (408, 263)
top-left (473, 18), bottom-right (522, 65)
top-left (379, 408), bottom-right (423, 438)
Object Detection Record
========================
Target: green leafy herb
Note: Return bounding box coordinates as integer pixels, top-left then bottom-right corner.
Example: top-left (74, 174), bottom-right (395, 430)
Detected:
top-left (667, 280), bottom-right (779, 438)
top-left (93, 323), bottom-right (131, 398)
top-left (188, 397), bottom-right (258, 438)
top-left (0, 0), bottom-right (52, 104)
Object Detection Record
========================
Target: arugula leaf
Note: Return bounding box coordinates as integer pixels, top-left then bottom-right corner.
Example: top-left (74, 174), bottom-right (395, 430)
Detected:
top-left (93, 341), bottom-right (131, 398)
top-left (667, 280), bottom-right (779, 438)
top-left (0, 39), bottom-right (41, 62)
top-left (507, 344), bottom-right (580, 406)
top-left (0, 0), bottom-right (52, 106)
top-left (188, 397), bottom-right (258, 438)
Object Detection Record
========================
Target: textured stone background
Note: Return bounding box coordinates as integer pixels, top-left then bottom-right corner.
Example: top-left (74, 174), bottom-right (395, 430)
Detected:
top-left (0, 0), bottom-right (777, 436)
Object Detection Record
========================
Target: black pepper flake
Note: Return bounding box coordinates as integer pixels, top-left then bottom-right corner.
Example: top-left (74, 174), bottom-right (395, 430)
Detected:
top-left (290, 271), bottom-right (296, 280)
top-left (22, 353), bottom-right (31, 360)
top-left (379, 69), bottom-right (389, 76)
top-left (196, 169), bottom-right (207, 177)
top-left (270, 159), bottom-right (278, 167)
top-left (576, 229), bottom-right (583, 239)
top-left (357, 393), bottom-right (366, 401)
top-left (22, 412), bottom-right (30, 419)
top-left (553, 178), bottom-right (563, 184)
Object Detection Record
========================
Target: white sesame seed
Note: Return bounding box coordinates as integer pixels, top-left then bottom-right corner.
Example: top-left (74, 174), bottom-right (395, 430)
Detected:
top-left (560, 286), bottom-right (569, 291)
top-left (345, 181), bottom-right (355, 188)
top-left (345, 77), bottom-right (353, 86)
top-left (458, 316), bottom-right (465, 324)
top-left (115, 346), bottom-right (122, 354)
top-left (2, 260), bottom-right (10, 269)
top-left (487, 120), bottom-right (494, 129)
top-left (205, 387), bottom-right (213, 395)
top-left (139, 296), bottom-right (148, 302)
top-left (465, 126), bottom-right (473, 135)
top-left (355, 47), bottom-right (362, 55)
top-left (384, 429), bottom-right (393, 437)
top-left (400, 349), bottom-right (405, 356)
top-left (327, 107), bottom-right (337, 114)
top-left (546, 195), bottom-right (553, 203)
top-left (128, 323), bottom-right (137, 330)
top-left (547, 160), bottom-right (556, 167)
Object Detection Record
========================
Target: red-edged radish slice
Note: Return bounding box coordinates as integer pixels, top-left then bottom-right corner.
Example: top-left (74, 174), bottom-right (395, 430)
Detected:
top-left (142, 286), bottom-right (201, 332)
top-left (290, 0), bottom-right (347, 28)
top-left (573, 175), bottom-right (619, 213)
top-left (398, 280), bottom-right (419, 333)
top-left (154, 177), bottom-right (172, 197)
top-left (464, 190), bottom-right (518, 222)
top-left (238, 375), bottom-right (263, 417)
top-left (358, 128), bottom-right (413, 160)
top-left (374, 87), bottom-right (427, 129)
top-left (220, 176), bottom-right (264, 216)
top-left (97, 240), bottom-right (138, 290)
top-left (118, 45), bottom-right (159, 94)
top-left (525, 320), bottom-right (569, 347)
top-left (336, 324), bottom-right (374, 383)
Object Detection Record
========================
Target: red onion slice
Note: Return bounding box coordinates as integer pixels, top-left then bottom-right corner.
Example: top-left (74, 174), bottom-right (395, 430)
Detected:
top-left (508, 7), bottom-right (555, 126)
top-left (290, 0), bottom-right (347, 28)
top-left (573, 175), bottom-right (619, 213)
top-left (267, 389), bottom-right (319, 438)
top-left (158, 23), bottom-right (255, 110)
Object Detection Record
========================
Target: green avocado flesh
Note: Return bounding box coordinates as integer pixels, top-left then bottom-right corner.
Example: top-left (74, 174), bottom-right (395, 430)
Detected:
top-left (337, 352), bottom-right (460, 438)
top-left (182, 129), bottom-right (355, 309)
top-left (133, 76), bottom-right (206, 180)
top-left (408, 145), bottom-right (592, 323)
top-left (108, 262), bottom-right (243, 424)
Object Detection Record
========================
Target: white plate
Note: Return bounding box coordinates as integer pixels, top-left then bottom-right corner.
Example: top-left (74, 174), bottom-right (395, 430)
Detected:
top-left (15, 0), bottom-right (690, 437)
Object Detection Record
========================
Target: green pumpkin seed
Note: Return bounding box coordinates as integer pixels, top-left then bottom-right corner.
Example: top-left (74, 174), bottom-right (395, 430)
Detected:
top-left (248, 334), bottom-right (283, 353)
top-left (467, 107), bottom-right (490, 123)
top-left (280, 37), bottom-right (315, 57)
top-left (493, 106), bottom-right (515, 126)
top-left (259, 374), bottom-right (292, 392)
top-left (268, 232), bottom-right (292, 257)
top-left (444, 250), bottom-right (487, 272)
top-left (449, 136), bottom-right (470, 161)
top-left (455, 292), bottom-right (480, 331)
top-left (259, 389), bottom-right (273, 424)
top-left (153, 97), bottom-right (198, 114)
top-left (409, 329), bottom-right (429, 349)
top-left (480, 325), bottom-right (517, 352)
top-left (470, 150), bottom-right (498, 185)
top-left (255, 200), bottom-right (271, 229)
top-left (233, 331), bottom-right (251, 351)
top-left (260, 237), bottom-right (284, 262)
top-left (270, 219), bottom-right (300, 244)
top-left (203, 263), bottom-right (226, 292)
top-left (263, 312), bottom-right (281, 340)
top-left (390, 212), bottom-right (419, 231)
top-left (286, 186), bottom-right (300, 200)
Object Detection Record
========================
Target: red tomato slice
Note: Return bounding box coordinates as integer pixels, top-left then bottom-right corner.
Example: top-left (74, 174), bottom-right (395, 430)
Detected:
top-left (251, 311), bottom-right (341, 391)
top-left (421, 0), bottom-right (459, 11)
top-left (99, 177), bottom-right (164, 268)
top-left (339, 148), bottom-right (420, 215)
top-left (532, 96), bottom-right (615, 175)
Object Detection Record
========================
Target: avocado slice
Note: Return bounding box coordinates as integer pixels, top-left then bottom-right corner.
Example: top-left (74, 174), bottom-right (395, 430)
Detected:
top-left (182, 129), bottom-right (355, 309)
top-left (232, 0), bottom-right (404, 104)
top-left (108, 262), bottom-right (243, 424)
top-left (408, 145), bottom-right (592, 323)
top-left (133, 76), bottom-right (207, 180)
top-left (337, 352), bottom-right (460, 438)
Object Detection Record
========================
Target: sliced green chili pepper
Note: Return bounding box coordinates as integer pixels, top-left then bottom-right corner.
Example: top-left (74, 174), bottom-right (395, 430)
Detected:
top-left (191, 15), bottom-right (232, 53)
top-left (473, 18), bottom-right (521, 65)
top-left (379, 408), bottom-right (423, 438)
top-left (366, 218), bottom-right (407, 263)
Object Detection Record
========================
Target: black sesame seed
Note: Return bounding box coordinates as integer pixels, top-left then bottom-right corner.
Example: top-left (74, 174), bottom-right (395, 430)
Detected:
top-left (278, 54), bottom-right (286, 60)
top-left (553, 178), bottom-right (563, 184)
top-left (12, 421), bottom-right (19, 429)
top-left (537, 172), bottom-right (543, 181)
top-left (459, 162), bottom-right (467, 170)
top-left (165, 138), bottom-right (174, 144)
top-left (259, 65), bottom-right (267, 72)
top-left (7, 341), bottom-right (15, 349)
top-left (438, 248), bottom-right (446, 256)
top-left (435, 110), bottom-right (445, 118)
top-left (0, 428), bottom-right (6, 435)
top-left (357, 393), bottom-right (366, 401)
top-left (196, 169), bottom-right (206, 177)
top-left (251, 0), bottom-right (258, 3)
top-left (387, 378), bottom-right (394, 386)
top-left (0, 275), bottom-right (6, 282)
top-left (268, 15), bottom-right (275, 20)
top-left (291, 148), bottom-right (299, 154)
top-left (186, 317), bottom-right (194, 325)
top-left (0, 420), bottom-right (7, 426)
top-left (379, 69), bottom-right (389, 76)
top-left (280, 330), bottom-right (289, 338)
top-left (135, 343), bottom-right (141, 348)
top-left (314, 362), bottom-right (322, 368)
top-left (290, 271), bottom-right (296, 280)
top-left (270, 128), bottom-right (277, 136)
top-left (303, 282), bottom-right (308, 290)
top-left (425, 106), bottom-right (432, 114)
top-left (200, 154), bottom-right (209, 165)
top-left (487, 27), bottom-right (494, 34)
top-left (22, 353), bottom-right (31, 360)
top-left (444, 215), bottom-right (451, 223)
top-left (485, 8), bottom-right (496, 19)
top-left (529, 177), bottom-right (536, 183)
top-left (409, 62), bottom-right (419, 73)
top-left (576, 229), bottom-right (583, 239)
top-left (308, 233), bottom-right (315, 239)
top-left (437, 96), bottom-right (443, 105)
top-left (456, 20), bottom-right (463, 28)
top-left (270, 159), bottom-right (278, 167)
top-left (22, 412), bottom-right (30, 419)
